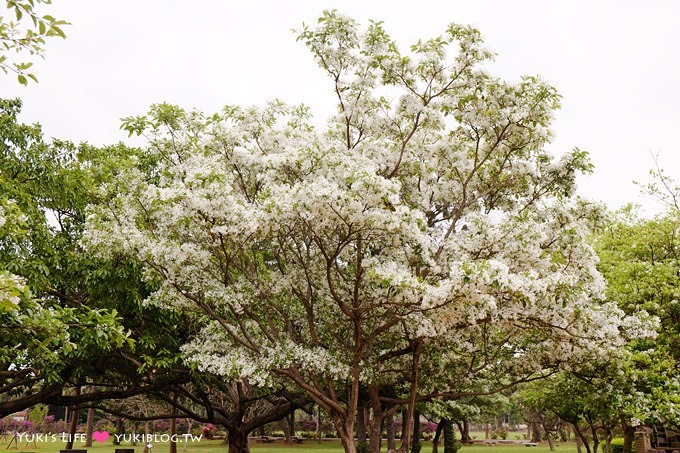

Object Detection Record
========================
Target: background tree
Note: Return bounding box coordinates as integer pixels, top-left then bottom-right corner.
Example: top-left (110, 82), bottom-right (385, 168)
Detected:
top-left (519, 370), bottom-right (630, 453)
top-left (594, 204), bottom-right (680, 451)
top-left (0, 98), bottom-right (191, 417)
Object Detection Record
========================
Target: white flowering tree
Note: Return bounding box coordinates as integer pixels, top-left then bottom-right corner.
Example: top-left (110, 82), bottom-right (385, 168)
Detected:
top-left (86, 12), bottom-right (653, 453)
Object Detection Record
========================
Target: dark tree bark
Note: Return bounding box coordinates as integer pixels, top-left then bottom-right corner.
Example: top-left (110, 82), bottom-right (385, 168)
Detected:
top-left (586, 416), bottom-right (599, 453)
top-left (65, 387), bottom-right (81, 450)
top-left (432, 420), bottom-right (445, 453)
top-left (85, 407), bottom-right (95, 447)
top-left (278, 417), bottom-right (292, 443)
top-left (531, 422), bottom-right (541, 443)
top-left (357, 406), bottom-right (368, 453)
top-left (367, 384), bottom-right (384, 453)
top-left (573, 423), bottom-right (592, 453)
top-left (543, 423), bottom-right (554, 451)
top-left (462, 420), bottom-right (470, 442)
top-left (169, 406), bottom-right (177, 453)
top-left (443, 419), bottom-right (457, 453)
top-left (411, 410), bottom-right (421, 453)
top-left (227, 427), bottom-right (249, 453)
top-left (622, 418), bottom-right (635, 453)
top-left (113, 418), bottom-right (124, 445)
top-left (143, 422), bottom-right (150, 453)
top-left (399, 340), bottom-right (423, 452)
top-left (386, 408), bottom-right (397, 452)
top-left (455, 420), bottom-right (471, 442)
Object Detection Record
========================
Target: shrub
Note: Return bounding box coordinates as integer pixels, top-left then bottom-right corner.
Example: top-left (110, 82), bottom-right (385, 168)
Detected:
top-left (200, 423), bottom-right (216, 439)
top-left (38, 415), bottom-right (56, 433)
top-left (610, 438), bottom-right (624, 453)
top-left (153, 420), bottom-right (170, 432)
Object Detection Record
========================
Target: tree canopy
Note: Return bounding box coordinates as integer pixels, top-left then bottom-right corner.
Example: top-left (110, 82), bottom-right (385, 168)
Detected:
top-left (85, 11), bottom-right (655, 453)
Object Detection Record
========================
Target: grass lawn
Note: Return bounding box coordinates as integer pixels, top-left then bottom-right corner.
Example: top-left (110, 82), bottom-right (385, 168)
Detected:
top-left (0, 437), bottom-right (579, 453)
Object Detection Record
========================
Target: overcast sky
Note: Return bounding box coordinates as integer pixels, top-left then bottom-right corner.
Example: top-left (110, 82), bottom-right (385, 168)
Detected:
top-left (5, 1), bottom-right (679, 214)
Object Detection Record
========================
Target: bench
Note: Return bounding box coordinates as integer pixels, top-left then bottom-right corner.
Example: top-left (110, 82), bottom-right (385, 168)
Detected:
top-left (292, 437), bottom-right (305, 444)
top-left (525, 443), bottom-right (539, 447)
top-left (256, 436), bottom-right (274, 443)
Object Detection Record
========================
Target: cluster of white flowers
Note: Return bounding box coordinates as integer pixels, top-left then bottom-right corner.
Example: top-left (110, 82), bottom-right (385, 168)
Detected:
top-left (0, 271), bottom-right (28, 309)
top-left (84, 12), bottom-right (658, 412)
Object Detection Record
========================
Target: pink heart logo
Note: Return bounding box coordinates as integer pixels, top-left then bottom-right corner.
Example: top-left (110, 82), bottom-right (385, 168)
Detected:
top-left (93, 431), bottom-right (110, 443)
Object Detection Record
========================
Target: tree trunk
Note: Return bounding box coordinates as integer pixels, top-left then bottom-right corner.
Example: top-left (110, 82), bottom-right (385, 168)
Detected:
top-left (65, 387), bottom-right (81, 450)
top-left (368, 407), bottom-right (384, 453)
top-left (357, 406), bottom-right (368, 453)
top-left (85, 407), bottom-right (95, 447)
top-left (543, 424), bottom-right (554, 451)
top-left (143, 422), bottom-right (150, 453)
top-left (315, 406), bottom-right (321, 442)
top-left (621, 418), bottom-right (635, 453)
top-left (334, 415), bottom-right (358, 453)
top-left (573, 424), bottom-right (591, 453)
top-left (114, 418), bottom-right (124, 445)
top-left (589, 420), bottom-right (599, 453)
top-left (169, 401), bottom-right (177, 453)
top-left (278, 418), bottom-right (292, 443)
top-left (339, 430), bottom-right (358, 453)
top-left (531, 423), bottom-right (541, 443)
top-left (276, 411), bottom-right (295, 444)
top-left (227, 427), bottom-right (250, 453)
top-left (411, 410), bottom-right (421, 453)
top-left (386, 409), bottom-right (396, 452)
top-left (461, 420), bottom-right (470, 442)
top-left (399, 339), bottom-right (423, 453)
top-left (443, 419), bottom-right (456, 453)
top-left (432, 420), bottom-right (444, 453)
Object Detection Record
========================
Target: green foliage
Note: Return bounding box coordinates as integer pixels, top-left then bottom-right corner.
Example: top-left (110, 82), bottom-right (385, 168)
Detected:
top-left (26, 403), bottom-right (48, 424)
top-left (443, 419), bottom-right (458, 453)
top-left (593, 204), bottom-right (680, 429)
top-left (0, 98), bottom-right (137, 412)
top-left (609, 438), bottom-right (624, 453)
top-left (596, 208), bottom-right (680, 355)
top-left (0, 0), bottom-right (68, 84)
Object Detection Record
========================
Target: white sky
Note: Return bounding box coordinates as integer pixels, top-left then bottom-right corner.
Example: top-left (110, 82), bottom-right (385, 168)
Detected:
top-left (4, 1), bottom-right (679, 213)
